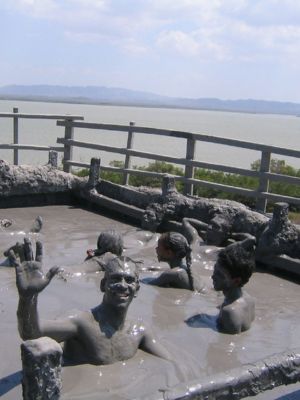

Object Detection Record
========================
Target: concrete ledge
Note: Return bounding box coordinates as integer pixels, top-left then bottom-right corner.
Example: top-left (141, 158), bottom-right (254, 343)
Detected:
top-left (21, 337), bottom-right (63, 400)
top-left (79, 188), bottom-right (145, 222)
top-left (258, 255), bottom-right (300, 277)
top-left (159, 349), bottom-right (300, 400)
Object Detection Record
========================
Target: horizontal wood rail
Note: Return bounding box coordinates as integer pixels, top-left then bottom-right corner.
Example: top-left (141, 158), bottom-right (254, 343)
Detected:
top-left (56, 120), bottom-right (300, 158)
top-left (0, 107), bottom-right (84, 165)
top-left (0, 144), bottom-right (63, 152)
top-left (0, 112), bottom-right (84, 120)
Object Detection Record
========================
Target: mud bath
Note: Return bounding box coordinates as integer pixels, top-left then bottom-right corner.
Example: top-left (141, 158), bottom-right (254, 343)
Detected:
top-left (0, 205), bottom-right (300, 400)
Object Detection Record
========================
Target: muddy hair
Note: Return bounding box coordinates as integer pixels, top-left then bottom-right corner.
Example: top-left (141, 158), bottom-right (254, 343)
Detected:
top-left (96, 230), bottom-right (124, 256)
top-left (160, 232), bottom-right (195, 290)
top-left (218, 237), bottom-right (256, 286)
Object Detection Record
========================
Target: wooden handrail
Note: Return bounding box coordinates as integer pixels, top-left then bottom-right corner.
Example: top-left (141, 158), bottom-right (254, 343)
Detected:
top-left (0, 112), bottom-right (84, 120)
top-left (56, 120), bottom-right (300, 158)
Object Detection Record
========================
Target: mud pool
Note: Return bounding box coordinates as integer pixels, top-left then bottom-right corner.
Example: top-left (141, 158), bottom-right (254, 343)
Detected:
top-left (0, 205), bottom-right (300, 400)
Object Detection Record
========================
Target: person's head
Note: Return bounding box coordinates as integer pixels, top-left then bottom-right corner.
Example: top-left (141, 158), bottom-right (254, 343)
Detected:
top-left (206, 218), bottom-right (229, 246)
top-left (96, 230), bottom-right (124, 256)
top-left (156, 232), bottom-right (191, 263)
top-left (212, 237), bottom-right (256, 291)
top-left (101, 256), bottom-right (140, 309)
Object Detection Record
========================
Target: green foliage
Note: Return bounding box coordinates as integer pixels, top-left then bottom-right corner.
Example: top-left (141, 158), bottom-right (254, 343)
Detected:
top-left (192, 168), bottom-right (258, 208)
top-left (251, 158), bottom-right (300, 176)
top-left (251, 158), bottom-right (300, 211)
top-left (74, 168), bottom-right (89, 177)
top-left (96, 160), bottom-right (124, 184)
top-left (129, 161), bottom-right (184, 190)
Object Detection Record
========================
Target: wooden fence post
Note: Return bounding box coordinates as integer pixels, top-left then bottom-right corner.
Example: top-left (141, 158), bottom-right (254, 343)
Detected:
top-left (63, 118), bottom-right (74, 173)
top-left (123, 121), bottom-right (135, 185)
top-left (184, 137), bottom-right (196, 196)
top-left (256, 150), bottom-right (271, 212)
top-left (48, 151), bottom-right (58, 168)
top-left (13, 107), bottom-right (19, 165)
top-left (162, 174), bottom-right (176, 197)
top-left (88, 157), bottom-right (101, 189)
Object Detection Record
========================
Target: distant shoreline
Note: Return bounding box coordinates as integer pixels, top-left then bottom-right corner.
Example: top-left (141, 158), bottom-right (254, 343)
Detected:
top-left (0, 95), bottom-right (298, 117)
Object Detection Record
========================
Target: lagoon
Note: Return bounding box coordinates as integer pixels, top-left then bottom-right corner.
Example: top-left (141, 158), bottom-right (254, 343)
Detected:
top-left (0, 99), bottom-right (299, 170)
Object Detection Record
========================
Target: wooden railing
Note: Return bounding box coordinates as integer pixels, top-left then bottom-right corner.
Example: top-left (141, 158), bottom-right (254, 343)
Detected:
top-left (0, 107), bottom-right (84, 165)
top-left (56, 119), bottom-right (300, 213)
top-left (1, 107), bottom-right (299, 213)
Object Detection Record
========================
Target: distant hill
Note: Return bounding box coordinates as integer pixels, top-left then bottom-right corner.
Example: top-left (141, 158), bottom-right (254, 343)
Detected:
top-left (0, 84), bottom-right (300, 116)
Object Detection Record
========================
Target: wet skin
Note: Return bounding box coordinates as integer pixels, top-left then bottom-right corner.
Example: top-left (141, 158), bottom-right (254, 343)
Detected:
top-left (211, 261), bottom-right (255, 334)
top-left (64, 265), bottom-right (147, 365)
top-left (147, 238), bottom-right (191, 289)
top-left (156, 238), bottom-right (174, 263)
top-left (102, 266), bottom-right (137, 308)
top-left (212, 261), bottom-right (235, 292)
top-left (11, 239), bottom-right (170, 365)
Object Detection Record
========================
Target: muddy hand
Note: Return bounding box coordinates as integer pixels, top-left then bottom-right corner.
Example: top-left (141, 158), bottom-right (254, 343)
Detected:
top-left (9, 238), bottom-right (60, 296)
top-left (4, 241), bottom-right (25, 265)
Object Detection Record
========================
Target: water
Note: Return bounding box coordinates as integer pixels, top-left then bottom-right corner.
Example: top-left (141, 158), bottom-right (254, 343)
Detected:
top-left (0, 99), bottom-right (299, 170)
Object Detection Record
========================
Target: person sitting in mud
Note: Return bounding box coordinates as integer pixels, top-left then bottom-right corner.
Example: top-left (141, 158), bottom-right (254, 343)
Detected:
top-left (4, 229), bottom-right (124, 272)
top-left (83, 229), bottom-right (124, 272)
top-left (182, 216), bottom-right (261, 249)
top-left (212, 236), bottom-right (256, 334)
top-left (10, 238), bottom-right (170, 365)
top-left (145, 231), bottom-right (205, 292)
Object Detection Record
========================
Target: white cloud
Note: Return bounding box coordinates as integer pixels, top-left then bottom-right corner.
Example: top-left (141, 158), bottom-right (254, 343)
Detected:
top-left (156, 29), bottom-right (228, 60)
top-left (3, 0), bottom-right (300, 64)
top-left (122, 39), bottom-right (148, 55)
top-left (157, 31), bottom-right (199, 56)
top-left (6, 0), bottom-right (59, 17)
top-left (225, 20), bottom-right (300, 64)
top-left (69, 0), bottom-right (107, 9)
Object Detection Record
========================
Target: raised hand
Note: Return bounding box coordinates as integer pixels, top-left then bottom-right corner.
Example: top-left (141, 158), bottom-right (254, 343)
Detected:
top-left (9, 238), bottom-right (60, 297)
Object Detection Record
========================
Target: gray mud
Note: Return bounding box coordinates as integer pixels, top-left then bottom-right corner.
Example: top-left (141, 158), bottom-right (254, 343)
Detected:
top-left (0, 206), bottom-right (300, 399)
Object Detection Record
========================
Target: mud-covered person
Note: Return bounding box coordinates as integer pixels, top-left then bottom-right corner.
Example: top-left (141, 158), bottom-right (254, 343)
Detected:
top-left (212, 236), bottom-right (256, 334)
top-left (145, 227), bottom-right (205, 292)
top-left (10, 238), bottom-right (170, 365)
top-left (83, 229), bottom-right (124, 272)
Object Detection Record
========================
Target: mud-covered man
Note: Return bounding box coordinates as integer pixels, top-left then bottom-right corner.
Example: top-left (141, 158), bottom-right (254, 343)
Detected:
top-left (10, 238), bottom-right (170, 365)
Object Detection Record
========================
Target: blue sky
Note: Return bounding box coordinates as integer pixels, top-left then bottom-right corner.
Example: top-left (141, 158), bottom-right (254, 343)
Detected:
top-left (1, 0), bottom-right (300, 102)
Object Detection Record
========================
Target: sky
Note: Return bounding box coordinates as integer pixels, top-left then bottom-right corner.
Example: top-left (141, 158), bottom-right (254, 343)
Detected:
top-left (1, 0), bottom-right (300, 103)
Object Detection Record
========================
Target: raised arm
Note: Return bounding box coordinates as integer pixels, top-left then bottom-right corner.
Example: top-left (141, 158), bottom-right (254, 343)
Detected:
top-left (11, 238), bottom-right (77, 342)
top-left (182, 217), bottom-right (208, 245)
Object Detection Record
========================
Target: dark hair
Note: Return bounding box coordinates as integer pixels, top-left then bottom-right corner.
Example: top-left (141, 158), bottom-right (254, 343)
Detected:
top-left (218, 237), bottom-right (256, 286)
top-left (96, 230), bottom-right (124, 256)
top-left (160, 232), bottom-right (195, 290)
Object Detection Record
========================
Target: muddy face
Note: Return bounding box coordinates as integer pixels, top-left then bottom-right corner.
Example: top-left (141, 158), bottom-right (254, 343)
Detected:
top-left (102, 261), bottom-right (139, 309)
top-left (212, 261), bottom-right (234, 292)
top-left (155, 238), bottom-right (173, 263)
